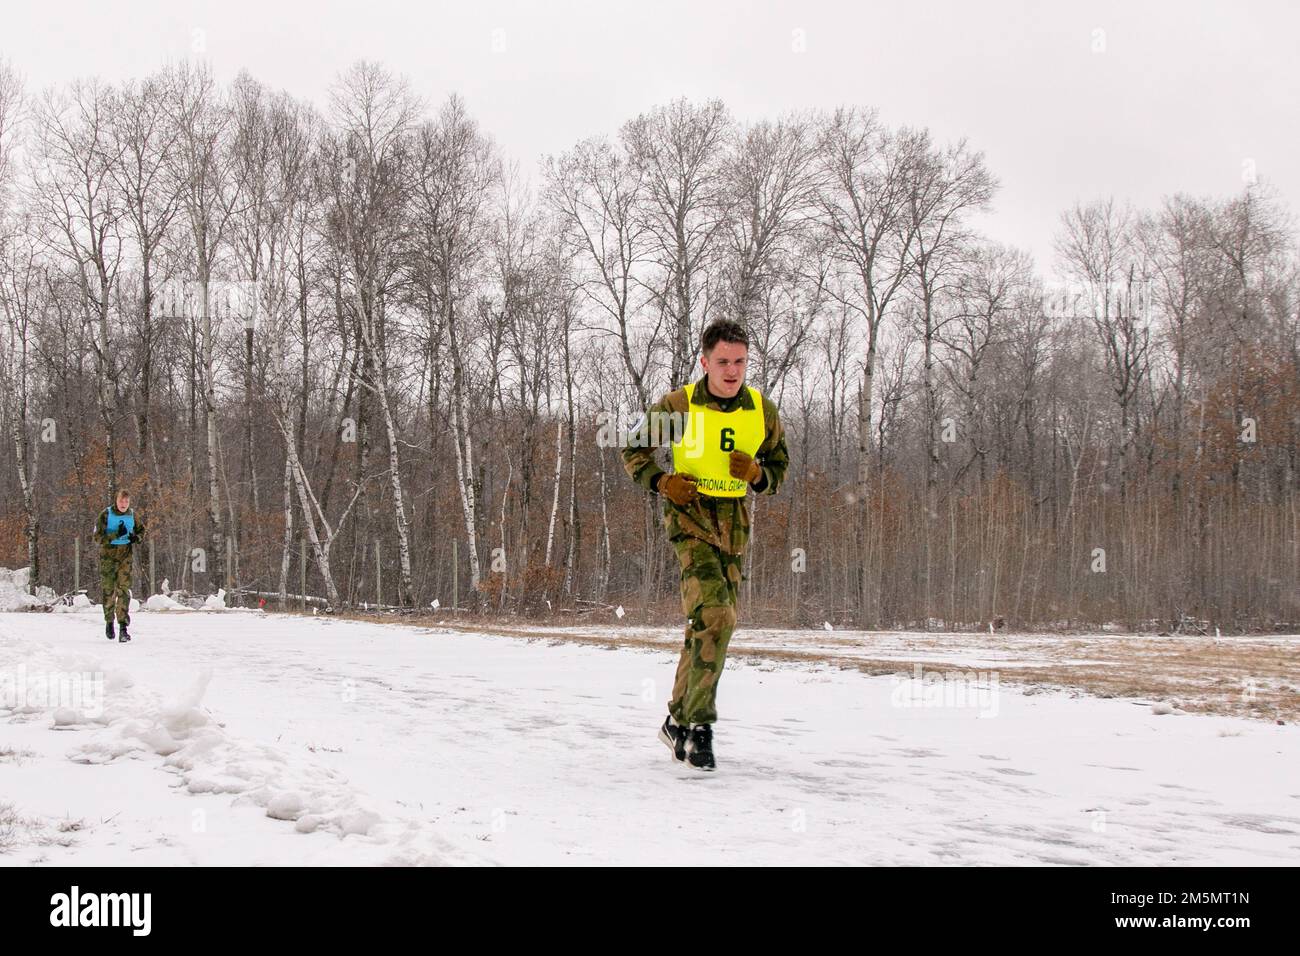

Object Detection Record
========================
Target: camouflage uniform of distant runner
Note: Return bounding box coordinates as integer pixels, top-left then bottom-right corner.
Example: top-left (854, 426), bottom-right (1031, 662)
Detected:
top-left (93, 500), bottom-right (145, 628)
top-left (622, 373), bottom-right (789, 730)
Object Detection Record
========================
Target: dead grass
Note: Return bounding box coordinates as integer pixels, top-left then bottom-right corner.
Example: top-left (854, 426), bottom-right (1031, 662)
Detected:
top-left (0, 803), bottom-right (84, 854)
top-left (0, 803), bottom-right (33, 853)
top-left (0, 746), bottom-right (37, 765)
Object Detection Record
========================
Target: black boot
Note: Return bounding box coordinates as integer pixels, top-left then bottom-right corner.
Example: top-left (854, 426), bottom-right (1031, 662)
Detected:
top-left (658, 715), bottom-right (687, 762)
top-left (118, 622), bottom-right (131, 643)
top-left (105, 620), bottom-right (116, 641)
top-left (685, 723), bottom-right (715, 771)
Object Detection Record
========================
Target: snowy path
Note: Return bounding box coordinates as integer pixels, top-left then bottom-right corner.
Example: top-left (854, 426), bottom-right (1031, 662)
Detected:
top-left (2, 609), bottom-right (1298, 866)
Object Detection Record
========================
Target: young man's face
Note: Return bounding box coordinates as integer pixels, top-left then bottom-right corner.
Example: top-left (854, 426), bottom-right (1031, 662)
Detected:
top-left (116, 494), bottom-right (130, 511)
top-left (700, 340), bottom-right (747, 399)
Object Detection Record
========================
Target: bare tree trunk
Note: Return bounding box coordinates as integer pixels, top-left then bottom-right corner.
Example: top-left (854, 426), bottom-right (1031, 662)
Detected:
top-left (278, 457), bottom-right (293, 608)
top-left (855, 322), bottom-right (877, 625)
top-left (448, 366), bottom-right (482, 591)
top-left (368, 336), bottom-right (415, 602)
top-left (3, 316), bottom-right (39, 591)
top-left (544, 420), bottom-right (563, 567)
top-left (598, 440), bottom-right (611, 601)
top-left (202, 279), bottom-right (225, 587)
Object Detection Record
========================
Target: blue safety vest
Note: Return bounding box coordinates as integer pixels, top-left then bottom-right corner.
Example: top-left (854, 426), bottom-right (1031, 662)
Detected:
top-left (103, 508), bottom-right (135, 546)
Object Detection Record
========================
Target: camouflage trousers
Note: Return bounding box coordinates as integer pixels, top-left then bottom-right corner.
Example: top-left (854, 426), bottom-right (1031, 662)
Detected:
top-left (668, 535), bottom-right (744, 726)
top-left (100, 549), bottom-right (134, 625)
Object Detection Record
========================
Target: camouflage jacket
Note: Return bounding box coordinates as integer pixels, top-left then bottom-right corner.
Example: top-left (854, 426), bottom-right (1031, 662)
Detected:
top-left (621, 375), bottom-right (789, 555)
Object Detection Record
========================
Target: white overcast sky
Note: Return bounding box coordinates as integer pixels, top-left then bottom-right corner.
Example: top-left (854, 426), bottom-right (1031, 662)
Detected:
top-left (4, 0), bottom-right (1297, 271)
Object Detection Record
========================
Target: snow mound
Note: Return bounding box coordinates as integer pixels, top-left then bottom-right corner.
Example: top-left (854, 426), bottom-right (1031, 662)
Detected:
top-left (2, 567), bottom-right (197, 616)
top-left (52, 593), bottom-right (96, 614)
top-left (0, 567), bottom-right (47, 611)
top-left (52, 707), bottom-right (82, 726)
top-left (1, 566), bottom-right (31, 590)
top-left (145, 593), bottom-right (186, 611)
top-left (203, 588), bottom-right (228, 611)
top-left (267, 792), bottom-right (307, 821)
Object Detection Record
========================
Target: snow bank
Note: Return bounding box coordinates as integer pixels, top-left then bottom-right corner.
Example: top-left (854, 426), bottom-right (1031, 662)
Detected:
top-left (2, 566), bottom-right (30, 590)
top-left (52, 593), bottom-right (96, 614)
top-left (0, 567), bottom-right (50, 611)
top-left (3, 567), bottom-right (234, 615)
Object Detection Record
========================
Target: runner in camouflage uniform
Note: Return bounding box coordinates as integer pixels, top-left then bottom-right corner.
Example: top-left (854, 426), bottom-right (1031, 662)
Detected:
top-left (93, 489), bottom-right (145, 642)
top-left (621, 320), bottom-right (789, 770)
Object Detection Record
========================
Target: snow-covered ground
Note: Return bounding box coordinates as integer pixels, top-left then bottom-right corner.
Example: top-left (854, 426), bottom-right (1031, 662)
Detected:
top-left (2, 601), bottom-right (1298, 866)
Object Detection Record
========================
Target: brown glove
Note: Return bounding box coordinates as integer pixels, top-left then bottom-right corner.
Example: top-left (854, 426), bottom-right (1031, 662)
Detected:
top-left (657, 473), bottom-right (700, 506)
top-left (729, 450), bottom-right (762, 484)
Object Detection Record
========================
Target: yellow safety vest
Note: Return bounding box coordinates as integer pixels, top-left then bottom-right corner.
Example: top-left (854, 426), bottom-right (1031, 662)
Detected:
top-left (671, 381), bottom-right (766, 497)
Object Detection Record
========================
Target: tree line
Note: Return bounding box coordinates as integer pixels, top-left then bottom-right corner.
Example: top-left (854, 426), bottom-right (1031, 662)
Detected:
top-left (0, 58), bottom-right (1296, 630)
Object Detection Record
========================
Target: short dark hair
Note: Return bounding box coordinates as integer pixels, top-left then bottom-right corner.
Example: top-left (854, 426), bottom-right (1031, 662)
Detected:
top-left (701, 319), bottom-right (749, 355)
